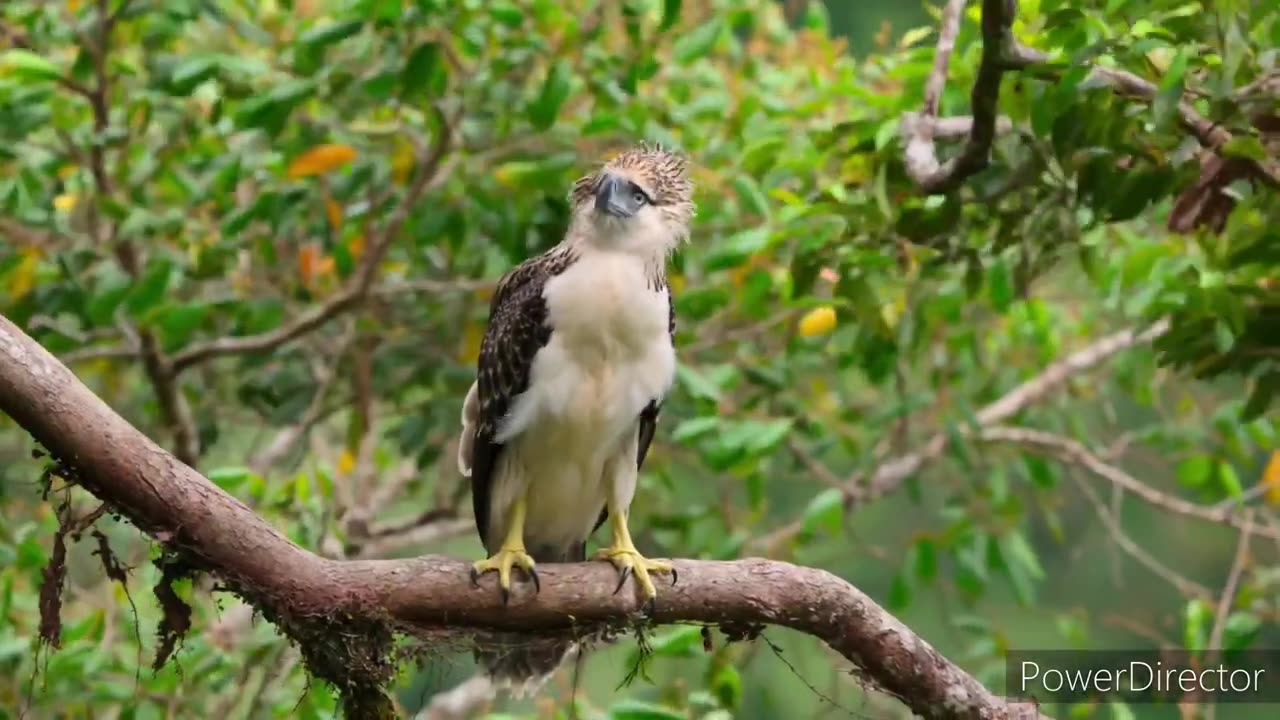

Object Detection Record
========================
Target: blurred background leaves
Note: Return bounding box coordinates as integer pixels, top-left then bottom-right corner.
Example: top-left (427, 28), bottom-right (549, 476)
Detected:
top-left (1, 0), bottom-right (1278, 718)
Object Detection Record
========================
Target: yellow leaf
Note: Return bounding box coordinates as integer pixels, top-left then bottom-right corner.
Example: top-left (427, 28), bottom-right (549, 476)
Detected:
top-left (68, 0), bottom-right (83, 11)
top-left (287, 143), bottom-right (358, 179)
top-left (669, 273), bottom-right (686, 294)
top-left (337, 449), bottom-right (356, 475)
top-left (798, 306), bottom-right (837, 338)
top-left (324, 195), bottom-right (342, 229)
top-left (459, 322), bottom-right (484, 364)
top-left (53, 193), bottom-right (76, 211)
top-left (1263, 451), bottom-right (1280, 506)
top-left (7, 248), bottom-right (41, 300)
top-left (57, 164), bottom-right (77, 179)
top-left (390, 138), bottom-right (415, 186)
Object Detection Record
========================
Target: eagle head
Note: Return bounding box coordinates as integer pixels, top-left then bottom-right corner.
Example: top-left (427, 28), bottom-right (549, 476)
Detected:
top-left (568, 142), bottom-right (695, 253)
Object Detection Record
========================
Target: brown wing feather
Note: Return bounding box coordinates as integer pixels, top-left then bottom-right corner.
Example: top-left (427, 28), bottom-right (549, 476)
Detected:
top-left (470, 247), bottom-right (576, 548)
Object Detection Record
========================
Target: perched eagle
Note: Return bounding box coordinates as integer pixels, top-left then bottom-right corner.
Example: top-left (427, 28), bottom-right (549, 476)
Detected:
top-left (457, 143), bottom-right (695, 688)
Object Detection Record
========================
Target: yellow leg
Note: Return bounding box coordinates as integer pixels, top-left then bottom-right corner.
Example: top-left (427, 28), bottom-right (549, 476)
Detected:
top-left (592, 502), bottom-right (676, 612)
top-left (470, 496), bottom-right (538, 605)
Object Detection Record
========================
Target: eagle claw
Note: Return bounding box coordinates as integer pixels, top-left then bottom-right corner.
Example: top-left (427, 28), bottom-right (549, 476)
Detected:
top-left (594, 547), bottom-right (674, 608)
top-left (471, 547), bottom-right (539, 604)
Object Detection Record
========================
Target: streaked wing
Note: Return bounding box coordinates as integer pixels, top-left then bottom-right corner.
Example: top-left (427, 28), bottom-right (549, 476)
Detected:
top-left (470, 249), bottom-right (575, 545)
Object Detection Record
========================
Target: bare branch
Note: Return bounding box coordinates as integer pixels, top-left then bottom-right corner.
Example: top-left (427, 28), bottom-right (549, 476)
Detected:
top-left (756, 320), bottom-right (1168, 552)
top-left (1207, 510), bottom-right (1254, 658)
top-left (0, 314), bottom-right (1046, 720)
top-left (1065, 457), bottom-right (1214, 601)
top-left (903, 0), bottom-right (1280, 193)
top-left (978, 426), bottom-right (1278, 542)
top-left (903, 0), bottom-right (1040, 193)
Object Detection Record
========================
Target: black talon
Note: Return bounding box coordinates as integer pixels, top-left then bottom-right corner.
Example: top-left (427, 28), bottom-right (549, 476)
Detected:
top-left (643, 596), bottom-right (657, 616)
top-left (500, 586), bottom-right (511, 607)
top-left (529, 566), bottom-right (541, 594)
top-left (470, 567), bottom-right (481, 588)
top-left (670, 567), bottom-right (678, 586)
top-left (613, 566), bottom-right (632, 595)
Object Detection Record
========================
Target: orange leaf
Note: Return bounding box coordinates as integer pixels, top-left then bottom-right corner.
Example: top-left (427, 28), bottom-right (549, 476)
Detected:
top-left (348, 235), bottom-right (366, 260)
top-left (298, 243), bottom-right (321, 288)
top-left (287, 143), bottom-right (358, 179)
top-left (1263, 451), bottom-right (1280, 506)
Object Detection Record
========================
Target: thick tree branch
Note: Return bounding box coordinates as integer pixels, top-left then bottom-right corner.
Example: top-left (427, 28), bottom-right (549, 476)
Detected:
top-left (902, 0), bottom-right (1039, 193)
top-left (903, 0), bottom-right (1280, 193)
top-left (0, 315), bottom-right (1043, 720)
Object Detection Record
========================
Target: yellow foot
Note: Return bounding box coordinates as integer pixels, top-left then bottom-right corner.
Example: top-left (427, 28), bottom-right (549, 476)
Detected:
top-left (470, 547), bottom-right (539, 605)
top-left (593, 546), bottom-right (677, 613)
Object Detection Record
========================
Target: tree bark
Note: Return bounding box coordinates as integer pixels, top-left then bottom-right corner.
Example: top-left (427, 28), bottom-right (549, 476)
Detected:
top-left (0, 314), bottom-right (1044, 720)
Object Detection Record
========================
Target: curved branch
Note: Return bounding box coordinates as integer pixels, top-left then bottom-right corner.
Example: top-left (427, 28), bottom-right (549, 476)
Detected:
top-left (0, 315), bottom-right (1043, 720)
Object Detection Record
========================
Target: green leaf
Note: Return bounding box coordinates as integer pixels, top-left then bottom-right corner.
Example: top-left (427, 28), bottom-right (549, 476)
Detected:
top-left (1175, 455), bottom-right (1214, 488)
top-left (528, 60), bottom-right (571, 130)
top-left (672, 19), bottom-right (721, 63)
top-left (711, 663), bottom-right (742, 709)
top-left (1218, 460), bottom-right (1243, 498)
top-left (207, 466), bottom-right (252, 491)
top-left (154, 303), bottom-right (210, 351)
top-left (125, 259), bottom-right (174, 316)
top-left (1220, 135), bottom-right (1268, 161)
top-left (731, 175), bottom-right (770, 218)
top-left (402, 42), bottom-right (445, 98)
top-left (914, 537), bottom-right (938, 581)
top-left (1152, 48), bottom-right (1188, 130)
top-left (801, 488), bottom-right (844, 536)
top-left (1223, 612), bottom-right (1261, 651)
top-left (297, 20), bottom-right (364, 49)
top-left (169, 56), bottom-right (219, 94)
top-left (659, 0), bottom-right (682, 32)
top-left (0, 49), bottom-right (62, 83)
top-left (887, 570), bottom-right (912, 610)
top-left (672, 416), bottom-right (718, 442)
top-left (746, 418), bottom-right (793, 454)
top-left (987, 256), bottom-right (1014, 312)
top-left (1242, 373), bottom-right (1280, 422)
top-left (647, 625), bottom-right (702, 657)
top-left (676, 365), bottom-right (723, 402)
top-left (1184, 599), bottom-right (1213, 651)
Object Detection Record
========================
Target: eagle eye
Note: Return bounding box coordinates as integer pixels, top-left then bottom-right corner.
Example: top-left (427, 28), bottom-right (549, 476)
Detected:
top-left (632, 190), bottom-right (649, 205)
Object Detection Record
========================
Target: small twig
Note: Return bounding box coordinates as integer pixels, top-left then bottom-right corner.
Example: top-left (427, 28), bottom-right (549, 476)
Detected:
top-left (755, 320), bottom-right (1169, 552)
top-left (1207, 509), bottom-right (1254, 654)
top-left (785, 437), bottom-right (844, 489)
top-left (349, 517), bottom-right (473, 560)
top-left (979, 426), bottom-right (1280, 542)
top-left (1067, 465), bottom-right (1214, 601)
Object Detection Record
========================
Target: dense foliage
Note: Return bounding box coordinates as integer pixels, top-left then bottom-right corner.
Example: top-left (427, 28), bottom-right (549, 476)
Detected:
top-left (1, 0), bottom-right (1277, 718)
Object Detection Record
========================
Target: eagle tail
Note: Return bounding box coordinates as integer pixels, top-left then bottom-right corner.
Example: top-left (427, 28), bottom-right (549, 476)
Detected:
top-left (457, 381), bottom-right (479, 477)
top-left (473, 541), bottom-right (587, 696)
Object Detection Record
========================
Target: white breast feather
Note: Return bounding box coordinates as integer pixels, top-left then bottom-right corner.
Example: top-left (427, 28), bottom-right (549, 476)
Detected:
top-left (487, 248), bottom-right (674, 553)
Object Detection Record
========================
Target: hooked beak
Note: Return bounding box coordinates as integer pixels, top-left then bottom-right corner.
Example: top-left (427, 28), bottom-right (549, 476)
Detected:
top-left (594, 173), bottom-right (638, 218)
